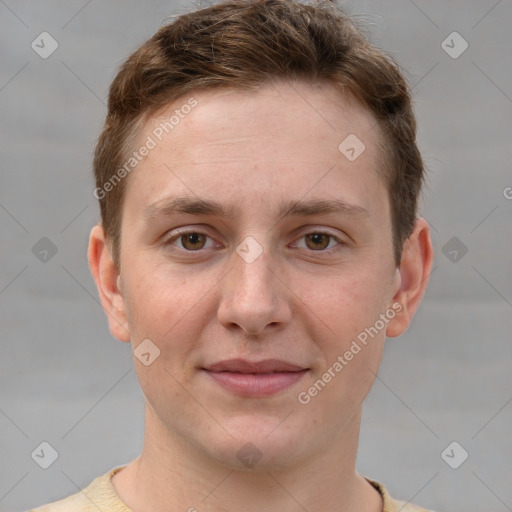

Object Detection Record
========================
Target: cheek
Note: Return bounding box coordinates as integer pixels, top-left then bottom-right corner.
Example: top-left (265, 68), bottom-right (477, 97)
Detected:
top-left (123, 268), bottom-right (207, 413)
top-left (122, 261), bottom-right (218, 372)
top-left (294, 263), bottom-right (391, 400)
top-left (295, 272), bottom-right (387, 419)
top-left (124, 259), bottom-right (202, 323)
top-left (300, 266), bottom-right (390, 343)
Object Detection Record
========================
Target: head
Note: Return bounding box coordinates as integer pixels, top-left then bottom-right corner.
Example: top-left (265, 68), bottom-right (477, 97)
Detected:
top-left (93, 0), bottom-right (424, 270)
top-left (89, 0), bottom-right (432, 472)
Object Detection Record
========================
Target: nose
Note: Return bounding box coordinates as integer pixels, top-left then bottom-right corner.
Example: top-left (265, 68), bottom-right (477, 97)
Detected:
top-left (217, 241), bottom-right (292, 336)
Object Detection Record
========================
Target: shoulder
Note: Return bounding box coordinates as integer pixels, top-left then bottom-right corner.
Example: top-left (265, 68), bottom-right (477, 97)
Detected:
top-left (392, 499), bottom-right (436, 512)
top-left (365, 477), bottom-right (437, 512)
top-left (28, 466), bottom-right (129, 512)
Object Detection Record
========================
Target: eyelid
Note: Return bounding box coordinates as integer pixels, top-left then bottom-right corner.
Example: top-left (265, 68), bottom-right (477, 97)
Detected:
top-left (164, 227), bottom-right (219, 251)
top-left (291, 228), bottom-right (346, 251)
top-left (163, 226), bottom-right (347, 254)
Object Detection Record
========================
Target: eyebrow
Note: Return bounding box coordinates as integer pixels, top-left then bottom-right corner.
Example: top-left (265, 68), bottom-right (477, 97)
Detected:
top-left (143, 196), bottom-right (369, 223)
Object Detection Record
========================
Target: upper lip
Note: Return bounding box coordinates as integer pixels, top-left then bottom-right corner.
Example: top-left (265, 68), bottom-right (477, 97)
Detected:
top-left (204, 358), bottom-right (307, 373)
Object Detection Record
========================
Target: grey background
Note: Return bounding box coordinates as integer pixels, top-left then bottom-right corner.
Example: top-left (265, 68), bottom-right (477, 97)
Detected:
top-left (1, 1), bottom-right (511, 511)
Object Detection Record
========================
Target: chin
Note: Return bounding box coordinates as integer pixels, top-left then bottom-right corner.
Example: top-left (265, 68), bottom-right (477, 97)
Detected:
top-left (203, 418), bottom-right (309, 472)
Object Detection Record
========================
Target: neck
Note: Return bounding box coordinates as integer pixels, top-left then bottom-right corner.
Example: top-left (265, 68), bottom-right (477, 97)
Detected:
top-left (111, 404), bottom-right (382, 512)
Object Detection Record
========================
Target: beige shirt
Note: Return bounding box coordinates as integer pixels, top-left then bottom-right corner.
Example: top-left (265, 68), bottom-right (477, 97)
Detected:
top-left (29, 465), bottom-right (435, 512)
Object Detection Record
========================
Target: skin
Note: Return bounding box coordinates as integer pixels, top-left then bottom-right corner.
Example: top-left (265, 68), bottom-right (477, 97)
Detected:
top-left (89, 79), bottom-right (433, 512)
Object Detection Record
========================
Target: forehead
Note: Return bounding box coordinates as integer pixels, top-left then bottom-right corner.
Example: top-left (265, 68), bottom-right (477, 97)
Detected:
top-left (124, 80), bottom-right (387, 221)
top-left (142, 80), bottom-right (381, 158)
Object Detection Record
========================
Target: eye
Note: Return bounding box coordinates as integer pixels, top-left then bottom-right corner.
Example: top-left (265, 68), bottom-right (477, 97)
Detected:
top-left (163, 229), bottom-right (345, 254)
top-left (165, 231), bottom-right (217, 251)
top-left (294, 231), bottom-right (343, 252)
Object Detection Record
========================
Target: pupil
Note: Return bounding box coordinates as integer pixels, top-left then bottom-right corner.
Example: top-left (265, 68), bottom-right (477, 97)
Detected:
top-left (307, 233), bottom-right (328, 250)
top-left (183, 233), bottom-right (204, 249)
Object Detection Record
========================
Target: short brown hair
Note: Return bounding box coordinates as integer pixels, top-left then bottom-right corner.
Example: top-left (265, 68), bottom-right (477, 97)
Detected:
top-left (93, 0), bottom-right (424, 269)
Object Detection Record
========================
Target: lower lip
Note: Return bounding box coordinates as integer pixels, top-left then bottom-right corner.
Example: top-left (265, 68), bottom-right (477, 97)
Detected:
top-left (204, 369), bottom-right (308, 397)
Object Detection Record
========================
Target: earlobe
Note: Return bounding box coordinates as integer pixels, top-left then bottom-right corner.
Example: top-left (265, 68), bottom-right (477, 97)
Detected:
top-left (88, 225), bottom-right (131, 342)
top-left (385, 218), bottom-right (434, 338)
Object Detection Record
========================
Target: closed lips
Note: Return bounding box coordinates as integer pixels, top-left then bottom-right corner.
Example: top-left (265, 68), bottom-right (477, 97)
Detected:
top-left (204, 358), bottom-right (307, 374)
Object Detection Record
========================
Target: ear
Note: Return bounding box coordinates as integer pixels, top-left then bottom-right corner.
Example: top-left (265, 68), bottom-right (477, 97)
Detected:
top-left (386, 217), bottom-right (434, 338)
top-left (88, 224), bottom-right (131, 342)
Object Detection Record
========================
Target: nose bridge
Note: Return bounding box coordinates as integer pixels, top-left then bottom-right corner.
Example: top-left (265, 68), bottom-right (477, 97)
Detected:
top-left (217, 234), bottom-right (290, 334)
top-left (231, 236), bottom-right (277, 302)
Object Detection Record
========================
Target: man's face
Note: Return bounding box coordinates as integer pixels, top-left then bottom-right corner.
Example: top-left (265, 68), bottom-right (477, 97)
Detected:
top-left (116, 80), bottom-right (401, 469)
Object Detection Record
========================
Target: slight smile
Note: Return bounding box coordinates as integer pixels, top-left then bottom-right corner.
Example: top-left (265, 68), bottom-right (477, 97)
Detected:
top-left (202, 358), bottom-right (309, 397)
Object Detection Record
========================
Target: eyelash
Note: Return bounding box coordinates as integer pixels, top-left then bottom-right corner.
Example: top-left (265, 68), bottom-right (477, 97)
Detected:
top-left (163, 229), bottom-right (345, 256)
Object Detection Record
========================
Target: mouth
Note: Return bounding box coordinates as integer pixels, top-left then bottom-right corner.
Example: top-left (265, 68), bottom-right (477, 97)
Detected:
top-left (202, 358), bottom-right (309, 397)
